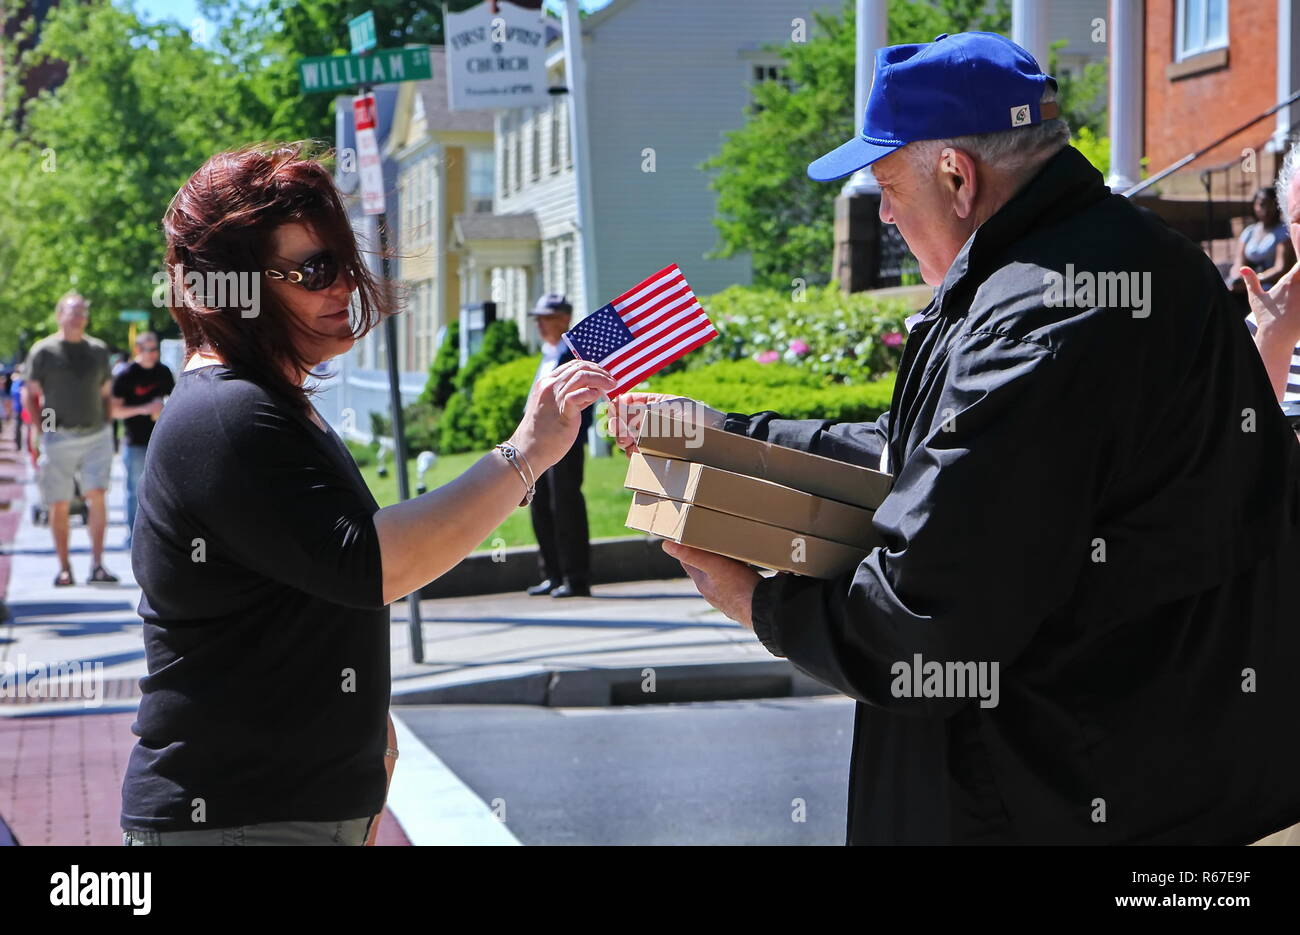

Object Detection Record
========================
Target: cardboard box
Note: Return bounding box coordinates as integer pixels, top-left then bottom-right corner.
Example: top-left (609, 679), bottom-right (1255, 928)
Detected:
top-left (624, 452), bottom-right (879, 550)
top-left (625, 491), bottom-right (870, 578)
top-left (635, 402), bottom-right (892, 510)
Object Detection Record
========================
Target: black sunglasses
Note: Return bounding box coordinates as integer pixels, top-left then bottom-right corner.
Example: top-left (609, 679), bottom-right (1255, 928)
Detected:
top-left (264, 251), bottom-right (349, 291)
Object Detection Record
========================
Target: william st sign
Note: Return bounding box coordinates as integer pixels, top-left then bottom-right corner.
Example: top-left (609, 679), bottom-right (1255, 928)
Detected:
top-left (298, 46), bottom-right (433, 95)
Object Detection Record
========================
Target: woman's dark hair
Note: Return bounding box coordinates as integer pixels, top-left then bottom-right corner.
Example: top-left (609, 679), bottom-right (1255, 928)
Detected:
top-left (162, 141), bottom-right (388, 410)
top-left (1256, 186), bottom-right (1279, 216)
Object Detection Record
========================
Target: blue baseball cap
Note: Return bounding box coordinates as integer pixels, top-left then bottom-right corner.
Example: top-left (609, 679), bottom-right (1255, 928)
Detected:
top-left (808, 32), bottom-right (1059, 182)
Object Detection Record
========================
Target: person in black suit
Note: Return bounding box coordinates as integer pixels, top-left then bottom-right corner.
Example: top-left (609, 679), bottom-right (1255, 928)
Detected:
top-left (526, 294), bottom-right (592, 598)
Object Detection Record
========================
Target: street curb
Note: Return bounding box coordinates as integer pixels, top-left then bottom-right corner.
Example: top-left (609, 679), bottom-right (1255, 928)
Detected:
top-left (419, 534), bottom-right (686, 599)
top-left (391, 659), bottom-right (833, 707)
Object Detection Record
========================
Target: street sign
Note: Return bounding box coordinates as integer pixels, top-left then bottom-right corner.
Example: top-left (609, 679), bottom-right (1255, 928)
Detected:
top-left (353, 95), bottom-right (386, 216)
top-left (298, 46), bottom-right (432, 95)
top-left (118, 310), bottom-right (149, 322)
top-left (348, 11), bottom-right (377, 54)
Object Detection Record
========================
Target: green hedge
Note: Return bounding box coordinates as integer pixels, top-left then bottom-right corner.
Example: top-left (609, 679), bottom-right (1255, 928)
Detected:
top-left (436, 320), bottom-right (530, 453)
top-left (649, 359), bottom-right (894, 422)
top-left (471, 355), bottom-right (539, 445)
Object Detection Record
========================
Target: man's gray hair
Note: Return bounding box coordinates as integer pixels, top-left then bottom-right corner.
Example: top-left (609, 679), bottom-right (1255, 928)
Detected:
top-left (907, 84), bottom-right (1071, 177)
top-left (1276, 141), bottom-right (1300, 218)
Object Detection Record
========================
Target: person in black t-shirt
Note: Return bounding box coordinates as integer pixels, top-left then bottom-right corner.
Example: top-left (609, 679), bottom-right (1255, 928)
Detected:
top-left (111, 332), bottom-right (174, 549)
top-left (122, 143), bottom-right (613, 847)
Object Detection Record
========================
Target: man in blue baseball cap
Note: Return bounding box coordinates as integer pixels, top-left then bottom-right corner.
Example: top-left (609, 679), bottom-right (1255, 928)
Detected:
top-left (614, 32), bottom-right (1300, 845)
top-left (810, 30), bottom-right (1065, 286)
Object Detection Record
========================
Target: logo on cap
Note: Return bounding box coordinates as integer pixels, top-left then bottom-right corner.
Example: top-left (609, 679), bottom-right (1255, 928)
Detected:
top-left (1010, 105), bottom-right (1030, 127)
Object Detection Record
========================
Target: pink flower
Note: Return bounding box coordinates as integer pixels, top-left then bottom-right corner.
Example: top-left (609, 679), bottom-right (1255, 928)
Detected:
top-left (882, 331), bottom-right (904, 348)
top-left (789, 339), bottom-right (810, 356)
top-left (755, 350), bottom-right (779, 364)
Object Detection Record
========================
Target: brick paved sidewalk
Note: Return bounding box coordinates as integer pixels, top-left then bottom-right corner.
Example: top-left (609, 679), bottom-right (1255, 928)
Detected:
top-left (0, 712), bottom-right (410, 846)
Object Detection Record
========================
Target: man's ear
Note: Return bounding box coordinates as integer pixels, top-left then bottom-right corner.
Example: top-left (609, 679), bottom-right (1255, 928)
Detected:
top-left (938, 146), bottom-right (979, 220)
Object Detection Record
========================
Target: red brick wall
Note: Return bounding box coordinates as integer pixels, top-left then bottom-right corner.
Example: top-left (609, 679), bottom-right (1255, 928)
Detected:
top-left (1144, 0), bottom-right (1277, 181)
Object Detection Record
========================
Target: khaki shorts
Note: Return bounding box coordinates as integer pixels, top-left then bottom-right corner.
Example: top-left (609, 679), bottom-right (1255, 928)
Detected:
top-left (37, 426), bottom-right (112, 504)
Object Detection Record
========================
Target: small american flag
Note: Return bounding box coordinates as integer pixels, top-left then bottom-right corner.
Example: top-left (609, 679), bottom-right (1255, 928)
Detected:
top-left (562, 264), bottom-right (717, 397)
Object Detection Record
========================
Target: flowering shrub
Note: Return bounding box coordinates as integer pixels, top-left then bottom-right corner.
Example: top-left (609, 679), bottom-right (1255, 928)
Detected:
top-left (689, 283), bottom-right (916, 384)
top-left (649, 360), bottom-right (894, 422)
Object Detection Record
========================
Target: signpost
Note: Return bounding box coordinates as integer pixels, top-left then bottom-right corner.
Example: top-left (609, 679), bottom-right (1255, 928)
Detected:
top-left (348, 10), bottom-right (377, 53)
top-left (296, 16), bottom-right (428, 662)
top-left (352, 94), bottom-right (386, 216)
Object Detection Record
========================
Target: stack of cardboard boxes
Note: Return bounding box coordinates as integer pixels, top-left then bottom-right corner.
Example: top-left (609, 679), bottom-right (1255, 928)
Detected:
top-left (623, 402), bottom-right (893, 578)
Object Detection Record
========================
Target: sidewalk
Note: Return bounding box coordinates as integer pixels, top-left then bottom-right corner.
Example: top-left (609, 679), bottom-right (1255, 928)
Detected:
top-left (0, 420), bottom-right (796, 845)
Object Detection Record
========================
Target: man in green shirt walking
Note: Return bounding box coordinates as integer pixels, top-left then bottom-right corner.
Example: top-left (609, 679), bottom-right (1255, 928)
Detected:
top-left (23, 293), bottom-right (152, 586)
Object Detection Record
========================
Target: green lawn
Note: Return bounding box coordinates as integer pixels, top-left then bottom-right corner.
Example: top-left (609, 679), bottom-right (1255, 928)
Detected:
top-left (357, 447), bottom-right (637, 552)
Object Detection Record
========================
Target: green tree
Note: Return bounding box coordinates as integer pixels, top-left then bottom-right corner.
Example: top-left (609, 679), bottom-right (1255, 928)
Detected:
top-left (197, 0), bottom-right (485, 143)
top-left (703, 0), bottom-right (1014, 289)
top-left (420, 319), bottom-right (461, 408)
top-left (0, 0), bottom-right (271, 353)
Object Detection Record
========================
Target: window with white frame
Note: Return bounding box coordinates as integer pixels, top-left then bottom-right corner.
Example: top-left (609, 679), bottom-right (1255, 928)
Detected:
top-left (549, 98), bottom-right (562, 174)
top-left (752, 63), bottom-right (792, 89)
top-left (400, 169), bottom-right (413, 244)
top-left (497, 113), bottom-right (509, 197)
top-left (1176, 0), bottom-right (1228, 61)
top-left (751, 62), bottom-right (793, 113)
top-left (513, 115), bottom-right (524, 192)
top-left (501, 113), bottom-right (515, 197)
top-left (468, 149), bottom-right (494, 214)
top-left (555, 237), bottom-right (573, 297)
top-left (420, 156), bottom-right (434, 246)
top-left (562, 97), bottom-right (573, 169)
top-left (530, 107), bottom-right (541, 182)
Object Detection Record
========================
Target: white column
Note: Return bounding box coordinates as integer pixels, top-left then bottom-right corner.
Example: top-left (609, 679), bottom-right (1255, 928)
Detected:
top-left (1272, 0), bottom-right (1300, 152)
top-left (436, 144), bottom-right (448, 333)
top-left (1107, 0), bottom-right (1145, 192)
top-left (562, 0), bottom-right (596, 318)
top-left (1012, 0), bottom-right (1051, 73)
top-left (841, 0), bottom-right (887, 195)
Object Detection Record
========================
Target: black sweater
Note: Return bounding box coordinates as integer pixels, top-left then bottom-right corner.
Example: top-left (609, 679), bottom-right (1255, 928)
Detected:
top-left (121, 365), bottom-right (389, 831)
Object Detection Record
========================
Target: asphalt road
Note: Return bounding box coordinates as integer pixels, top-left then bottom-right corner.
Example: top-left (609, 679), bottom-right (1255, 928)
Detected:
top-left (398, 695), bottom-right (856, 845)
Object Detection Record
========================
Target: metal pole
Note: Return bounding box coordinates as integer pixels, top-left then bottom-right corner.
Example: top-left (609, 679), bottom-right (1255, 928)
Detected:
top-left (360, 78), bottom-right (425, 664)
top-left (841, 0), bottom-right (886, 197)
top-left (561, 0), bottom-right (604, 457)
top-left (1106, 0), bottom-right (1145, 192)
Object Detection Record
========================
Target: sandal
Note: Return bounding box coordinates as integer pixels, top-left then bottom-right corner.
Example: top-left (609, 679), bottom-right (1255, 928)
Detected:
top-left (88, 565), bottom-right (120, 585)
top-left (53, 569), bottom-right (74, 587)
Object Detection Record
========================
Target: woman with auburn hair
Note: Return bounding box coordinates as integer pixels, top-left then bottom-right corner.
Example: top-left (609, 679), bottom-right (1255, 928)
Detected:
top-left (121, 142), bottom-right (613, 846)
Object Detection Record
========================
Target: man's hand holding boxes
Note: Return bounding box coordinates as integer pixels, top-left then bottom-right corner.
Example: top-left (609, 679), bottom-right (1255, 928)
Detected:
top-left (621, 397), bottom-right (891, 579)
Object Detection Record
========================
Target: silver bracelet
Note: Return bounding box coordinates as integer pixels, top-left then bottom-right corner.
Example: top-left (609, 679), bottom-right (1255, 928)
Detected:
top-left (495, 442), bottom-right (536, 506)
top-left (384, 746), bottom-right (400, 759)
top-left (512, 445), bottom-right (537, 490)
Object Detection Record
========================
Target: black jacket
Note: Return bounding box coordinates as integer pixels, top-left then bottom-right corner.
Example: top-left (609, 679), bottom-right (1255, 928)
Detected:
top-left (727, 145), bottom-right (1300, 844)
